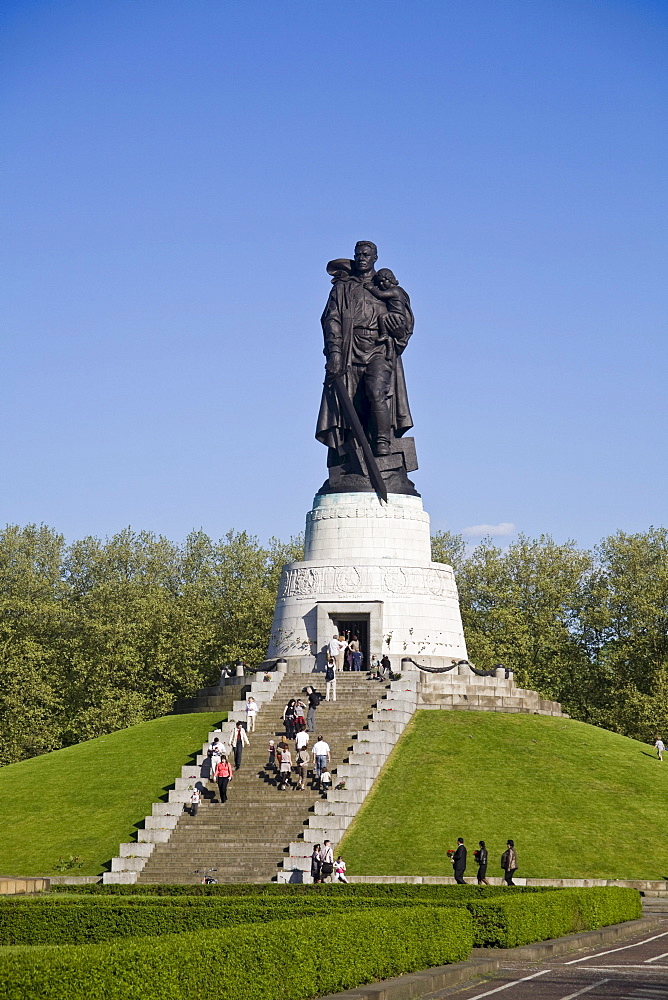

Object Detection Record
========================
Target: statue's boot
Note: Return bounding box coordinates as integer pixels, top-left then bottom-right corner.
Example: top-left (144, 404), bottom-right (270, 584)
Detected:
top-left (373, 405), bottom-right (392, 456)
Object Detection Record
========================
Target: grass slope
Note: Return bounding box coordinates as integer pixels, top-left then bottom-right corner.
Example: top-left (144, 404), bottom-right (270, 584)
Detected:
top-left (340, 711), bottom-right (667, 880)
top-left (0, 713), bottom-right (223, 877)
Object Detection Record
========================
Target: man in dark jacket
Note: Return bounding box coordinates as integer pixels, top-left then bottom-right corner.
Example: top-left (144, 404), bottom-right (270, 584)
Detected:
top-left (452, 838), bottom-right (467, 884)
top-left (501, 839), bottom-right (518, 886)
top-left (305, 686), bottom-right (324, 733)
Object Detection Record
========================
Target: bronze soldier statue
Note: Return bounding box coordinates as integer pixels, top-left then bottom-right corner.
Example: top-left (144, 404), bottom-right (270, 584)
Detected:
top-left (315, 241), bottom-right (418, 497)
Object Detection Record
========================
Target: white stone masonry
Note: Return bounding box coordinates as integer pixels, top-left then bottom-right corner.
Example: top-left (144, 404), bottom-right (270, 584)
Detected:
top-left (267, 492), bottom-right (468, 671)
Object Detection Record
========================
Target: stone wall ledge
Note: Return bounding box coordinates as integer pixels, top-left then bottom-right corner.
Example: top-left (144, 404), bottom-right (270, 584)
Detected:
top-left (366, 719), bottom-right (406, 735)
top-left (0, 877), bottom-right (50, 895)
top-left (346, 875), bottom-right (668, 890)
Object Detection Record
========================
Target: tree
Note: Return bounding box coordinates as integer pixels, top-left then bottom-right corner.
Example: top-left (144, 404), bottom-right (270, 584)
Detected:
top-left (431, 530), bottom-right (467, 571)
top-left (0, 523), bottom-right (304, 763)
top-left (0, 525), bottom-right (70, 763)
top-left (581, 528), bottom-right (668, 740)
top-left (453, 535), bottom-right (594, 716)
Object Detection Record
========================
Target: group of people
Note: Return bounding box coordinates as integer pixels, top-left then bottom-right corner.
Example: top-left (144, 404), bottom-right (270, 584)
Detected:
top-left (268, 730), bottom-right (333, 793)
top-left (451, 838), bottom-right (518, 886)
top-left (310, 841), bottom-right (348, 883)
top-left (190, 720), bottom-right (252, 811)
top-left (327, 634), bottom-right (364, 675)
top-left (190, 680), bottom-right (340, 812)
top-left (324, 635), bottom-right (393, 700)
top-left (283, 688), bottom-right (325, 733)
top-left (368, 653), bottom-right (392, 681)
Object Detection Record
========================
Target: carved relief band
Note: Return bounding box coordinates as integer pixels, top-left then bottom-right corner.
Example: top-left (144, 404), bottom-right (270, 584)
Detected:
top-left (279, 563), bottom-right (457, 601)
top-left (306, 504), bottom-right (429, 524)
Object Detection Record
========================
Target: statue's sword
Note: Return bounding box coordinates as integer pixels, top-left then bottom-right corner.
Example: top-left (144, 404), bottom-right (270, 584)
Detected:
top-left (331, 372), bottom-right (388, 504)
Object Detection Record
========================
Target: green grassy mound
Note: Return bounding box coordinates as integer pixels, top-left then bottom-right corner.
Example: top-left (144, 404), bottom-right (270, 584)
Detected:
top-left (0, 713), bottom-right (223, 877)
top-left (339, 711), bottom-right (667, 879)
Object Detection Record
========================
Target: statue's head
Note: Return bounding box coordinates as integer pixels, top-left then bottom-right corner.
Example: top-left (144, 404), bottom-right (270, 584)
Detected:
top-left (353, 241), bottom-right (378, 274)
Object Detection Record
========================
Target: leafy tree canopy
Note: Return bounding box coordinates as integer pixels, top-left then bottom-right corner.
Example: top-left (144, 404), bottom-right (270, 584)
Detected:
top-left (1, 522), bottom-right (665, 764)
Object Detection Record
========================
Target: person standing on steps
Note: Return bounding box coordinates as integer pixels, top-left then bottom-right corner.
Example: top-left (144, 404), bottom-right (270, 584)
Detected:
top-left (295, 747), bottom-right (309, 790)
top-left (328, 633), bottom-right (343, 667)
top-left (208, 736), bottom-right (223, 782)
top-left (321, 840), bottom-right (334, 882)
top-left (337, 635), bottom-right (349, 672)
top-left (311, 844), bottom-right (322, 883)
top-left (379, 653), bottom-right (391, 680)
top-left (189, 786), bottom-right (201, 816)
top-left (229, 720), bottom-right (249, 770)
top-left (275, 740), bottom-right (286, 782)
top-left (278, 744), bottom-right (292, 790)
top-left (283, 699), bottom-right (297, 740)
top-left (305, 686), bottom-right (324, 733)
top-left (501, 839), bottom-right (518, 886)
top-left (312, 735), bottom-right (331, 785)
top-left (452, 837), bottom-right (467, 884)
top-left (294, 699), bottom-right (307, 732)
top-left (476, 841), bottom-right (489, 885)
top-left (325, 658), bottom-right (337, 702)
top-left (245, 696), bottom-right (258, 733)
top-left (215, 755), bottom-right (233, 803)
top-left (295, 728), bottom-right (309, 753)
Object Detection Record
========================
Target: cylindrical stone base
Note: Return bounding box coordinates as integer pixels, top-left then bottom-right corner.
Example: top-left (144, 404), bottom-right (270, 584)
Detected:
top-left (266, 492), bottom-right (467, 671)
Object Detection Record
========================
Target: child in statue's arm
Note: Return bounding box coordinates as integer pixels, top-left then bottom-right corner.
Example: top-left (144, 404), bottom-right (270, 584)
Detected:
top-left (366, 268), bottom-right (412, 351)
top-left (366, 268), bottom-right (410, 318)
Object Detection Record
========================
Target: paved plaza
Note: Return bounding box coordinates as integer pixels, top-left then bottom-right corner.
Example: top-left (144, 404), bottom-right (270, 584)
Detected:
top-left (437, 923), bottom-right (668, 999)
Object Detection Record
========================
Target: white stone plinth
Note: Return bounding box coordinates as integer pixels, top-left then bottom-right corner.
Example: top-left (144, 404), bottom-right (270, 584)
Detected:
top-left (305, 493), bottom-right (431, 564)
top-left (266, 492), bottom-right (467, 670)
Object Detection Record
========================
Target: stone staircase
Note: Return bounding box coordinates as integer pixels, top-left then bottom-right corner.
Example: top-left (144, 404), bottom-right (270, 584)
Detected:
top-left (105, 661), bottom-right (564, 885)
top-left (642, 893), bottom-right (668, 919)
top-left (172, 679), bottom-right (244, 714)
top-left (137, 672), bottom-right (398, 884)
top-left (417, 663), bottom-right (565, 717)
top-left (103, 669), bottom-right (285, 884)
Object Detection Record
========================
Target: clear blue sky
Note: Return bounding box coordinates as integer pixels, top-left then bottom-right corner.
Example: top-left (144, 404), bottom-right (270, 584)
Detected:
top-left (1, 0), bottom-right (666, 551)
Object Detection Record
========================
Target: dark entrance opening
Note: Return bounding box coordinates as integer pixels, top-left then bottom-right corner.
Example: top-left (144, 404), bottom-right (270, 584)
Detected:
top-left (334, 618), bottom-right (369, 671)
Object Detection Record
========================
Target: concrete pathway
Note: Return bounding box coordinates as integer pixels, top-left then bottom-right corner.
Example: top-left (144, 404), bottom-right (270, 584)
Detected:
top-left (433, 920), bottom-right (668, 998)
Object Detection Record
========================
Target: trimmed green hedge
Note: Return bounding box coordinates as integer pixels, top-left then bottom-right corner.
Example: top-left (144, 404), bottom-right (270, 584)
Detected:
top-left (50, 881), bottom-right (549, 898)
top-left (0, 896), bottom-right (460, 945)
top-left (0, 906), bottom-right (472, 1000)
top-left (0, 886), bottom-right (640, 952)
top-left (0, 889), bottom-right (536, 946)
top-left (467, 887), bottom-right (642, 948)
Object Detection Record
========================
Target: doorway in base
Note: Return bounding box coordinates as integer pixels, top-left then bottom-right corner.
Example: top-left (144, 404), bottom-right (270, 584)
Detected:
top-left (334, 618), bottom-right (369, 671)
